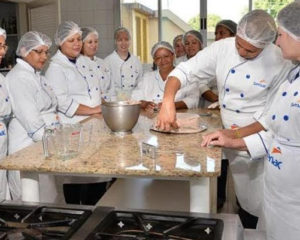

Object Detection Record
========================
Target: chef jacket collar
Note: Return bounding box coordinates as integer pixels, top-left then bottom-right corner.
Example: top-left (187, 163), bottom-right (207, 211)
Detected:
top-left (16, 58), bottom-right (40, 74)
top-left (287, 64), bottom-right (300, 83)
top-left (68, 57), bottom-right (77, 64)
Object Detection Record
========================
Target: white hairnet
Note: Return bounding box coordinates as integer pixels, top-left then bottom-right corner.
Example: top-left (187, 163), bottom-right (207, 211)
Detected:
top-left (0, 27), bottom-right (6, 39)
top-left (183, 30), bottom-right (203, 45)
top-left (237, 9), bottom-right (277, 48)
top-left (82, 27), bottom-right (99, 42)
top-left (173, 34), bottom-right (183, 48)
top-left (16, 31), bottom-right (52, 57)
top-left (54, 21), bottom-right (82, 46)
top-left (114, 27), bottom-right (131, 41)
top-left (151, 41), bottom-right (174, 58)
top-left (277, 2), bottom-right (300, 42)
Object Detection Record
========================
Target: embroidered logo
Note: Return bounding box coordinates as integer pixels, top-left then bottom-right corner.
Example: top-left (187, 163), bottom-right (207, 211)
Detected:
top-left (271, 147), bottom-right (281, 154)
top-left (253, 79), bottom-right (266, 88)
top-left (267, 153), bottom-right (282, 170)
top-left (0, 130), bottom-right (6, 136)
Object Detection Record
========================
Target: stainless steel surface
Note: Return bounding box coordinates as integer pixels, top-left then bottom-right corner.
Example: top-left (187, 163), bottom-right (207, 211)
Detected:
top-left (102, 101), bottom-right (141, 133)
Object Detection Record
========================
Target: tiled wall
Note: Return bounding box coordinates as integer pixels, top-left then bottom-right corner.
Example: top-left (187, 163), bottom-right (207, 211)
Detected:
top-left (60, 0), bottom-right (120, 58)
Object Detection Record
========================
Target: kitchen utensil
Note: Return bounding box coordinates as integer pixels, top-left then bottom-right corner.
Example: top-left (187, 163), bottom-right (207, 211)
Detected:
top-left (42, 123), bottom-right (82, 160)
top-left (102, 101), bottom-right (141, 134)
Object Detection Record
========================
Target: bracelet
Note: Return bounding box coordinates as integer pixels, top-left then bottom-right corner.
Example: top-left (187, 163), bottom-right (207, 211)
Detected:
top-left (234, 129), bottom-right (241, 139)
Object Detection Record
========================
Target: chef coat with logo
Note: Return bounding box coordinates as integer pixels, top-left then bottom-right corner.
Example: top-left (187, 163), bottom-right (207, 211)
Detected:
top-left (131, 70), bottom-right (199, 109)
top-left (45, 50), bottom-right (101, 124)
top-left (169, 37), bottom-right (292, 216)
top-left (6, 58), bottom-right (60, 201)
top-left (244, 65), bottom-right (300, 240)
top-left (104, 50), bottom-right (143, 100)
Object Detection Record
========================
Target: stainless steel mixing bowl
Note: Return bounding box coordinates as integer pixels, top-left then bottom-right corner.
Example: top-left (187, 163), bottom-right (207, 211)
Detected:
top-left (102, 101), bottom-right (141, 134)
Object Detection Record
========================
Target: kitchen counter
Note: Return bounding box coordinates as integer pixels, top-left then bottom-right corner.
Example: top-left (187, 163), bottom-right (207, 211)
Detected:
top-left (0, 109), bottom-right (223, 213)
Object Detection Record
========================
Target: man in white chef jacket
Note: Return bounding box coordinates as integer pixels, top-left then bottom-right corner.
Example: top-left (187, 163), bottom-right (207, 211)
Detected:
top-left (156, 10), bottom-right (292, 228)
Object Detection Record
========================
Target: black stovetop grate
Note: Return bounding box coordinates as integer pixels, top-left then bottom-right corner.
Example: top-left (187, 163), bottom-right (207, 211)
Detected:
top-left (0, 205), bottom-right (91, 240)
top-left (85, 211), bottom-right (224, 240)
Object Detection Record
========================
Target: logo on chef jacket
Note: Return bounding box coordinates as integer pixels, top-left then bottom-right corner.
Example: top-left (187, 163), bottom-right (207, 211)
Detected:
top-left (271, 146), bottom-right (281, 154)
top-left (268, 146), bottom-right (282, 170)
top-left (253, 79), bottom-right (267, 88)
top-left (230, 124), bottom-right (239, 130)
top-left (290, 98), bottom-right (300, 109)
top-left (0, 123), bottom-right (6, 137)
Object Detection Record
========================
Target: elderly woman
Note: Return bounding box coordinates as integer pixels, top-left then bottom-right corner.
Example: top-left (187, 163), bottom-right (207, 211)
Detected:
top-left (201, 3), bottom-right (300, 239)
top-left (6, 31), bottom-right (60, 202)
top-left (0, 27), bottom-right (17, 201)
top-left (104, 27), bottom-right (143, 101)
top-left (157, 10), bottom-right (292, 228)
top-left (80, 27), bottom-right (112, 101)
top-left (45, 21), bottom-right (101, 124)
top-left (131, 41), bottom-right (199, 112)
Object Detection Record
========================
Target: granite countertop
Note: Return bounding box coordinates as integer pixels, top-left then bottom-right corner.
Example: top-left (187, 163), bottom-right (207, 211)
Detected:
top-left (0, 109), bottom-right (222, 179)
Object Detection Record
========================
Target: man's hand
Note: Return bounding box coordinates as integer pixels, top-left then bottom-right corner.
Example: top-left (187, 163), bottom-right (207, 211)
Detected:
top-left (156, 100), bottom-right (178, 131)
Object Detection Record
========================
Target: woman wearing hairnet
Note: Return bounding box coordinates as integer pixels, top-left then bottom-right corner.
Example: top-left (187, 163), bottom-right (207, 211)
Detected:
top-left (175, 30), bottom-right (203, 65)
top-left (45, 21), bottom-right (101, 124)
top-left (0, 27), bottom-right (16, 201)
top-left (131, 41), bottom-right (199, 112)
top-left (104, 27), bottom-right (143, 101)
top-left (173, 34), bottom-right (186, 60)
top-left (201, 3), bottom-right (300, 239)
top-left (156, 10), bottom-right (292, 228)
top-left (80, 27), bottom-right (112, 101)
top-left (46, 22), bottom-right (109, 205)
top-left (215, 19), bottom-right (237, 41)
top-left (6, 31), bottom-right (60, 202)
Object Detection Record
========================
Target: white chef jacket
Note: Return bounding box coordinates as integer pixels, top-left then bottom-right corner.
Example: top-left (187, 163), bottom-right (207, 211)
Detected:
top-left (175, 55), bottom-right (187, 66)
top-left (6, 58), bottom-right (60, 202)
top-left (46, 51), bottom-right (110, 184)
top-left (131, 70), bottom-right (199, 109)
top-left (244, 65), bottom-right (300, 240)
top-left (79, 55), bottom-right (113, 101)
top-left (45, 50), bottom-right (101, 124)
top-left (170, 37), bottom-right (292, 216)
top-left (104, 50), bottom-right (143, 100)
top-left (0, 73), bottom-right (14, 201)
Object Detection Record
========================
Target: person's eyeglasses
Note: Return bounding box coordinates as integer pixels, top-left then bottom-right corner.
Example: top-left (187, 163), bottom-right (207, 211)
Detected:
top-left (32, 49), bottom-right (49, 55)
top-left (0, 44), bottom-right (8, 52)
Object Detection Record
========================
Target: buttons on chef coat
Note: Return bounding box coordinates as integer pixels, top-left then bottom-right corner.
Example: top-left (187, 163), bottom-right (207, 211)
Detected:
top-left (90, 74), bottom-right (94, 77)
top-left (230, 69), bottom-right (235, 74)
top-left (283, 115), bottom-right (289, 121)
top-left (96, 88), bottom-right (99, 91)
top-left (97, 65), bottom-right (100, 69)
top-left (83, 76), bottom-right (87, 79)
top-left (225, 88), bottom-right (230, 92)
top-left (222, 104), bottom-right (226, 108)
top-left (157, 94), bottom-right (160, 98)
top-left (272, 115), bottom-right (276, 120)
top-left (236, 110), bottom-right (240, 113)
top-left (0, 84), bottom-right (2, 88)
top-left (122, 85), bottom-right (125, 87)
top-left (82, 65), bottom-right (85, 68)
top-left (240, 93), bottom-right (244, 98)
top-left (131, 75), bottom-right (133, 78)
top-left (246, 74), bottom-right (250, 79)
top-left (88, 89), bottom-right (91, 92)
top-left (294, 91), bottom-right (298, 96)
top-left (130, 84), bottom-right (133, 87)
top-left (121, 75), bottom-right (124, 78)
top-left (101, 76), bottom-right (104, 79)
top-left (130, 66), bottom-right (133, 69)
top-left (282, 92), bottom-right (287, 96)
top-left (5, 97), bottom-right (8, 102)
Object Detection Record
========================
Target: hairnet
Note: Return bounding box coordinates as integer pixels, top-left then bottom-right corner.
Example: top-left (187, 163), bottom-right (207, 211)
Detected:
top-left (183, 30), bottom-right (203, 45)
top-left (173, 34), bottom-right (183, 48)
top-left (277, 2), bottom-right (300, 41)
top-left (216, 19), bottom-right (237, 35)
top-left (114, 27), bottom-right (131, 41)
top-left (81, 27), bottom-right (99, 42)
top-left (237, 9), bottom-right (277, 48)
top-left (151, 41), bottom-right (174, 58)
top-left (16, 31), bottom-right (52, 57)
top-left (54, 21), bottom-right (82, 46)
top-left (0, 27), bottom-right (6, 39)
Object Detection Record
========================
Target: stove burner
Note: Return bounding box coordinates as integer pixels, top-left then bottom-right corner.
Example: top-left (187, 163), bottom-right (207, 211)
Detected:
top-left (0, 205), bottom-right (91, 240)
top-left (85, 211), bottom-right (223, 240)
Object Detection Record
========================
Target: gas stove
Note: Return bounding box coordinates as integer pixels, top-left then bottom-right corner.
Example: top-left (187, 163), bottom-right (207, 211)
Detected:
top-left (84, 210), bottom-right (223, 240)
top-left (0, 203), bottom-right (92, 240)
